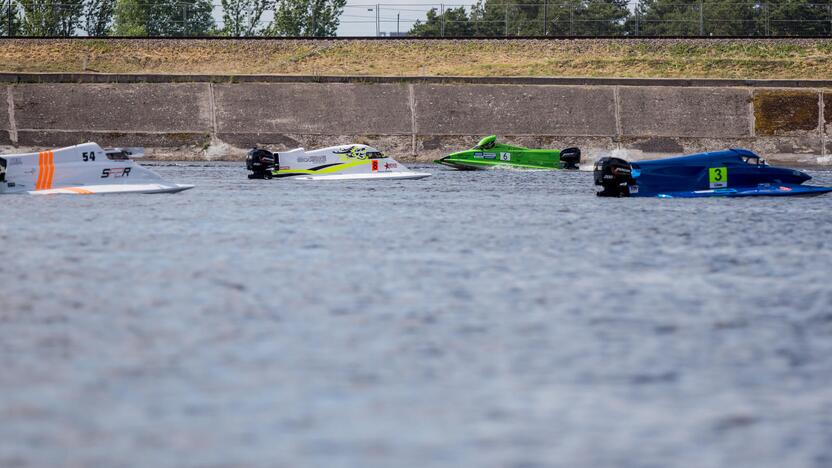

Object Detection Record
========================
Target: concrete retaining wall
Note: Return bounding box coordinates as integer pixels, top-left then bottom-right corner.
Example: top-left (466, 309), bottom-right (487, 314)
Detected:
top-left (2, 75), bottom-right (830, 164)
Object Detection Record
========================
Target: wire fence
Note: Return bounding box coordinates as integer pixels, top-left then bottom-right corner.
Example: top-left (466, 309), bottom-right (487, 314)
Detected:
top-left (2, 1), bottom-right (832, 38)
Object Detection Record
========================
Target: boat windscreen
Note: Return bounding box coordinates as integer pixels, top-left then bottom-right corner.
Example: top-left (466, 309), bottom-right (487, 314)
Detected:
top-left (367, 151), bottom-right (386, 159)
top-left (742, 155), bottom-right (766, 166)
top-left (106, 151), bottom-right (130, 160)
top-left (476, 135), bottom-right (497, 149)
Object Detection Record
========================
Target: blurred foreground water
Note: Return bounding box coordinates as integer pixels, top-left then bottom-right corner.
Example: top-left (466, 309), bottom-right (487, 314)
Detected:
top-left (1, 163), bottom-right (831, 468)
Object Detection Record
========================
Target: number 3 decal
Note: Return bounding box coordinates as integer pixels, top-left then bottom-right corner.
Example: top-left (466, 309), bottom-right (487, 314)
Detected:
top-left (709, 167), bottom-right (728, 188)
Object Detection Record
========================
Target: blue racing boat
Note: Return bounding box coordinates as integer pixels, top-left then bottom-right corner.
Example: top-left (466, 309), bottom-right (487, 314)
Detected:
top-left (594, 149), bottom-right (832, 198)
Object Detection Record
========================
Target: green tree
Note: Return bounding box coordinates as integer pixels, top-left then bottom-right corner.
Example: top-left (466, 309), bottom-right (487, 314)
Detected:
top-left (1, 0), bottom-right (22, 36)
top-left (112, 0), bottom-right (215, 36)
top-left (18, 0), bottom-right (84, 35)
top-left (266, 0), bottom-right (346, 37)
top-left (112, 0), bottom-right (145, 34)
top-left (221, 0), bottom-right (273, 36)
top-left (761, 0), bottom-right (832, 36)
top-left (633, 0), bottom-right (700, 36)
top-left (571, 0), bottom-right (630, 36)
top-left (462, 0), bottom-right (630, 37)
top-left (84, 0), bottom-right (115, 35)
top-left (701, 1), bottom-right (757, 35)
top-left (634, 1), bottom-right (767, 36)
top-left (468, 0), bottom-right (543, 36)
top-left (408, 6), bottom-right (475, 37)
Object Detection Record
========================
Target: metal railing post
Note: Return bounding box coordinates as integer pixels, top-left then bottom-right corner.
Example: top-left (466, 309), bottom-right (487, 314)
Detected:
top-left (570, 6), bottom-right (574, 36)
top-left (829, 4), bottom-right (832, 36)
top-left (504, 1), bottom-right (508, 37)
top-left (440, 3), bottom-right (445, 37)
top-left (543, 0), bottom-right (547, 36)
top-left (764, 2), bottom-right (769, 36)
top-left (375, 3), bottom-right (379, 37)
top-left (635, 8), bottom-right (640, 36)
top-left (6, 0), bottom-right (12, 37)
top-left (182, 3), bottom-right (188, 36)
top-left (699, 0), bottom-right (704, 36)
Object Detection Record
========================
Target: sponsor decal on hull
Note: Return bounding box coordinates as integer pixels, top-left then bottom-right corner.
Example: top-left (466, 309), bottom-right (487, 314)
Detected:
top-left (298, 155), bottom-right (327, 164)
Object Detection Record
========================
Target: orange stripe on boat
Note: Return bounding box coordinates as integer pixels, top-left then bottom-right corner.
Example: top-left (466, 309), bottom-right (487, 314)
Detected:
top-left (46, 150), bottom-right (55, 190)
top-left (64, 187), bottom-right (93, 194)
top-left (36, 152), bottom-right (45, 190)
top-left (41, 151), bottom-right (48, 190)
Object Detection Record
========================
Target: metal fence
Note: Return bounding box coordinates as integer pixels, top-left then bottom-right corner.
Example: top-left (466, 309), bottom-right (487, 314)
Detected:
top-left (2, 1), bottom-right (832, 38)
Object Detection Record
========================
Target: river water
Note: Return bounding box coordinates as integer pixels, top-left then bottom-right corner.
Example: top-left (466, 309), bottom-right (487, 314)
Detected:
top-left (2, 163), bottom-right (832, 468)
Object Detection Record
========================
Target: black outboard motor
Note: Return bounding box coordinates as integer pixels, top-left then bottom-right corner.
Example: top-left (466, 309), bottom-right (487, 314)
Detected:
top-left (0, 157), bottom-right (6, 183)
top-left (594, 157), bottom-right (634, 197)
top-left (246, 148), bottom-right (277, 179)
top-left (560, 147), bottom-right (581, 170)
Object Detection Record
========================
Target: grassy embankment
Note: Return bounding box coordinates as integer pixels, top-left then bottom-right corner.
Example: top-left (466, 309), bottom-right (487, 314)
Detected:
top-left (0, 38), bottom-right (831, 79)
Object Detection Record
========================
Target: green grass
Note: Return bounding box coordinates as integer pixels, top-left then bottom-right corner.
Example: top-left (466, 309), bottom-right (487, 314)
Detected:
top-left (0, 38), bottom-right (831, 79)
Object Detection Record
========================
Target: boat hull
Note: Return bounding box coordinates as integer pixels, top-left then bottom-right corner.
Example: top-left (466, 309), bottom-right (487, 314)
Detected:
top-left (433, 140), bottom-right (580, 171)
top-left (27, 183), bottom-right (194, 195)
top-left (288, 172), bottom-right (431, 181)
top-left (653, 184), bottom-right (832, 198)
top-left (435, 158), bottom-right (556, 171)
top-left (595, 149), bottom-right (832, 198)
top-left (247, 144), bottom-right (430, 182)
top-left (1, 143), bottom-right (193, 195)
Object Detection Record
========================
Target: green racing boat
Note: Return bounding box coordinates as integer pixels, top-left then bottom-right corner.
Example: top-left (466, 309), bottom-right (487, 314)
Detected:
top-left (434, 135), bottom-right (581, 170)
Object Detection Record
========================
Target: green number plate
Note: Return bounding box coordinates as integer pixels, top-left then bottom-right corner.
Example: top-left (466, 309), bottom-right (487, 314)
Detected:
top-left (709, 167), bottom-right (728, 188)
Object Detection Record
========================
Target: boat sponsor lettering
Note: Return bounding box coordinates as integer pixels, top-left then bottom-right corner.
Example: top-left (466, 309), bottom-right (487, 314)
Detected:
top-left (473, 152), bottom-right (484, 159)
top-left (384, 162), bottom-right (397, 170)
top-left (630, 185), bottom-right (639, 194)
top-left (101, 167), bottom-right (131, 179)
top-left (298, 155), bottom-right (326, 164)
top-left (10, 159), bottom-right (22, 166)
top-left (482, 153), bottom-right (497, 160)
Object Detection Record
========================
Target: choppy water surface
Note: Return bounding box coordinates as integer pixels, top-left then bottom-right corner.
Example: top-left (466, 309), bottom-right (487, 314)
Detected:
top-left (2, 163), bottom-right (832, 468)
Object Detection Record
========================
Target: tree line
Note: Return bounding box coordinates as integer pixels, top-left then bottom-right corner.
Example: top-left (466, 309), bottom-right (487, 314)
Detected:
top-left (409, 0), bottom-right (832, 37)
top-left (0, 0), bottom-right (346, 36)
top-left (3, 0), bottom-right (831, 37)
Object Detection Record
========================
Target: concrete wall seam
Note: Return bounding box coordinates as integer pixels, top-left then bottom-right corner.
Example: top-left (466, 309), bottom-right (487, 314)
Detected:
top-left (6, 85), bottom-right (17, 144)
top-left (613, 85), bottom-right (622, 148)
top-left (749, 87), bottom-right (756, 138)
top-left (208, 82), bottom-right (219, 144)
top-left (408, 83), bottom-right (417, 155)
top-left (820, 91), bottom-right (826, 158)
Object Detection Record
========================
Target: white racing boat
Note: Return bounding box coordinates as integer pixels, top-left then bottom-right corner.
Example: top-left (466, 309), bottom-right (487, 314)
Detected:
top-left (0, 142), bottom-right (193, 195)
top-left (246, 144), bottom-right (431, 181)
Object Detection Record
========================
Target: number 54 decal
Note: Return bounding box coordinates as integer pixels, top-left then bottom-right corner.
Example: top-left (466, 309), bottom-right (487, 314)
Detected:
top-left (709, 167), bottom-right (728, 188)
